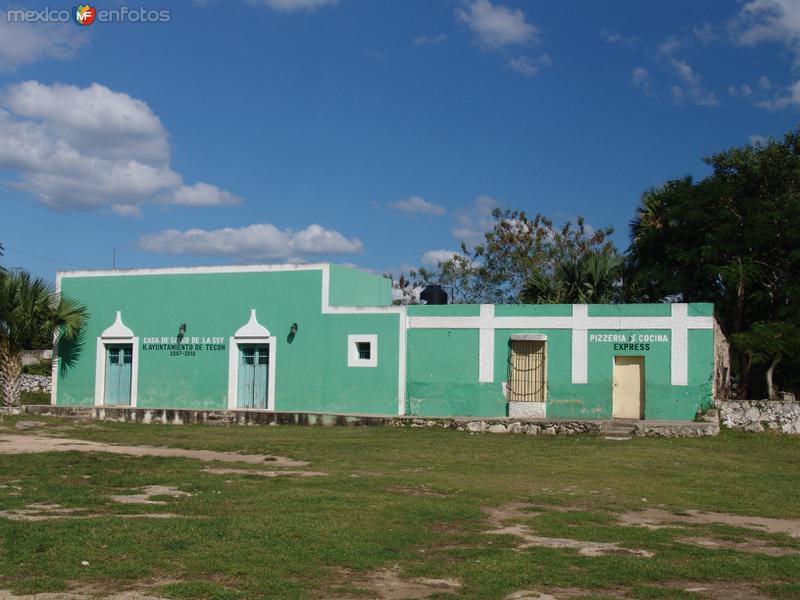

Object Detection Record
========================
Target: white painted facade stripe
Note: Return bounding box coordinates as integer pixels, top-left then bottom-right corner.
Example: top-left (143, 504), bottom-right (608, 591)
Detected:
top-left (478, 304), bottom-right (495, 383)
top-left (571, 304), bottom-right (589, 384)
top-left (407, 303), bottom-right (713, 386)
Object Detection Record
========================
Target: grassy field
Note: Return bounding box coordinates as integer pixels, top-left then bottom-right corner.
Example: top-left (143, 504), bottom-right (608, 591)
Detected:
top-left (0, 416), bottom-right (798, 599)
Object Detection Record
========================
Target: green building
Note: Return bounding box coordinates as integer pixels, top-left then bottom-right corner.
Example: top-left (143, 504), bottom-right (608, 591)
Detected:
top-left (53, 263), bottom-right (726, 421)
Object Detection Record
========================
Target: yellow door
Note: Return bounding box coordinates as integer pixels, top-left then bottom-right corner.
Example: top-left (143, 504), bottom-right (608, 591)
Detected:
top-left (612, 356), bottom-right (644, 419)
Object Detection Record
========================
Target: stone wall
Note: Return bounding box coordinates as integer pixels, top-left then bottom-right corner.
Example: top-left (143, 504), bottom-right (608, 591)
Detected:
top-left (716, 399), bottom-right (800, 434)
top-left (20, 374), bottom-right (51, 394)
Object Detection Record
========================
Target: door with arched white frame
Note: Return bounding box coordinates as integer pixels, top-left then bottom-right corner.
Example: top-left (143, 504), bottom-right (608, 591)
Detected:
top-left (228, 309), bottom-right (276, 410)
top-left (95, 311), bottom-right (139, 407)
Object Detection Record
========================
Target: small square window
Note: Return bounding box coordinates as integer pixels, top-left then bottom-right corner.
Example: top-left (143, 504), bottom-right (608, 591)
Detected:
top-left (356, 342), bottom-right (371, 360)
top-left (348, 334), bottom-right (378, 367)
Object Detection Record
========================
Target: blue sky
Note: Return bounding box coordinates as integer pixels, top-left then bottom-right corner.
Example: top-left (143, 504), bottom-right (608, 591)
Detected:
top-left (0, 0), bottom-right (798, 282)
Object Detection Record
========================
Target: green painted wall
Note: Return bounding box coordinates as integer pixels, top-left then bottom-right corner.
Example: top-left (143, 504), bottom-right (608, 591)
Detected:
top-left (328, 264), bottom-right (392, 307)
top-left (57, 268), bottom-right (716, 422)
top-left (406, 329), bottom-right (506, 417)
top-left (57, 268), bottom-right (399, 415)
top-left (406, 303), bottom-right (716, 421)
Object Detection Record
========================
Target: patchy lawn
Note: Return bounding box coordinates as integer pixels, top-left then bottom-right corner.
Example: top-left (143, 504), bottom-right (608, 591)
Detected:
top-left (0, 415), bottom-right (798, 599)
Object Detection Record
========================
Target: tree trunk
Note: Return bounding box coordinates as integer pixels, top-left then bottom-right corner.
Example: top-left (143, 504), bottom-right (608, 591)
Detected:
top-left (738, 351), bottom-right (752, 399)
top-left (0, 341), bottom-right (23, 407)
top-left (766, 356), bottom-right (781, 401)
top-left (733, 258), bottom-right (745, 335)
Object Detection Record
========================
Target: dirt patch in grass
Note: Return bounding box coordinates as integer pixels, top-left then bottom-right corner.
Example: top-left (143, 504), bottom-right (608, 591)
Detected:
top-left (484, 503), bottom-right (653, 558)
top-left (669, 580), bottom-right (769, 599)
top-left (674, 535), bottom-right (799, 556)
top-left (0, 503), bottom-right (101, 522)
top-left (484, 502), bottom-right (540, 526)
top-left (506, 589), bottom-right (626, 600)
top-left (203, 467), bottom-right (325, 478)
top-left (109, 485), bottom-right (190, 505)
top-left (0, 433), bottom-right (307, 466)
top-left (618, 509), bottom-right (800, 539)
top-left (342, 567), bottom-right (461, 599)
top-left (13, 421), bottom-right (45, 430)
top-left (488, 524), bottom-right (654, 557)
top-left (0, 593), bottom-right (169, 600)
top-left (389, 485), bottom-right (452, 498)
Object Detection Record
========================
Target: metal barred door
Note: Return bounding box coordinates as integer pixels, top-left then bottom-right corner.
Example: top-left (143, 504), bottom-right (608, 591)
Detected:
top-left (508, 340), bottom-right (546, 402)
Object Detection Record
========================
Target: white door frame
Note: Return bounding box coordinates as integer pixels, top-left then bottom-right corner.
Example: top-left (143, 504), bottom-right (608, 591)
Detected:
top-left (94, 311), bottom-right (139, 407)
top-left (227, 309), bottom-right (276, 411)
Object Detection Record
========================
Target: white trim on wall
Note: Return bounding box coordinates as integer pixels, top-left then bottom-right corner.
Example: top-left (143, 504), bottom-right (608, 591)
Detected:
top-left (348, 334), bottom-right (378, 368)
top-left (227, 309), bottom-right (277, 411)
top-left (408, 304), bottom-right (713, 387)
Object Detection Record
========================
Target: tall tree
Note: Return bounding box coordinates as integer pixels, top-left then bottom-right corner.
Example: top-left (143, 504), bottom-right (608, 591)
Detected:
top-left (0, 271), bottom-right (87, 406)
top-left (411, 210), bottom-right (616, 304)
top-left (521, 250), bottom-right (622, 304)
top-left (625, 130), bottom-right (800, 397)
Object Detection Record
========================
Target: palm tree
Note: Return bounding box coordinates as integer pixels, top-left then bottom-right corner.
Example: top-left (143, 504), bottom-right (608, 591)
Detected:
top-left (0, 271), bottom-right (87, 406)
top-left (521, 250), bottom-right (622, 304)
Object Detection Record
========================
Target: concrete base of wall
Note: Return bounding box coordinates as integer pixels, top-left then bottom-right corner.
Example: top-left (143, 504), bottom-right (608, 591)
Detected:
top-left (508, 401), bottom-right (546, 419)
top-left (10, 405), bottom-right (720, 437)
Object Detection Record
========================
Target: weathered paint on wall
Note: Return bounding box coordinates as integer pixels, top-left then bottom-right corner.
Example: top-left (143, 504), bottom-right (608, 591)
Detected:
top-left (406, 329), bottom-right (507, 416)
top-left (55, 264), bottom-right (718, 421)
top-left (57, 267), bottom-right (400, 415)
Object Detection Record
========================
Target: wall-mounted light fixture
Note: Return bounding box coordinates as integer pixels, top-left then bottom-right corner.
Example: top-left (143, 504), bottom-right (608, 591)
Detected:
top-left (287, 322), bottom-right (298, 344)
top-left (178, 323), bottom-right (187, 342)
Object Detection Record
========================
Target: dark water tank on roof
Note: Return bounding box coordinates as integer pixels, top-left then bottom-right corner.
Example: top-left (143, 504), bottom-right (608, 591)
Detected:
top-left (421, 285), bottom-right (448, 305)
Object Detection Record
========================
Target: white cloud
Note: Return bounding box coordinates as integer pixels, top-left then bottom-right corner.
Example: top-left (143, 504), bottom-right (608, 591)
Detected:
top-left (756, 79), bottom-right (800, 109)
top-left (631, 67), bottom-right (653, 95)
top-left (171, 183), bottom-right (243, 207)
top-left (758, 75), bottom-right (773, 90)
top-left (387, 195), bottom-right (446, 216)
top-left (728, 83), bottom-right (754, 96)
top-left (657, 38), bottom-right (718, 106)
top-left (0, 81), bottom-right (240, 212)
top-left (506, 54), bottom-right (551, 78)
top-left (749, 134), bottom-right (769, 145)
top-left (249, 0), bottom-right (337, 12)
top-left (736, 0), bottom-right (800, 53)
top-left (456, 0), bottom-right (537, 48)
top-left (451, 195), bottom-right (499, 246)
top-left (139, 223), bottom-right (362, 261)
top-left (111, 204), bottom-right (144, 218)
top-left (600, 28), bottom-right (638, 46)
top-left (413, 34), bottom-right (447, 47)
top-left (0, 11), bottom-right (88, 71)
top-left (421, 249), bottom-right (459, 267)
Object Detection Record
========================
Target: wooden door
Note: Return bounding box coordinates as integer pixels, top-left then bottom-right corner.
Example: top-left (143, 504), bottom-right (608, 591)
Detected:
top-left (612, 355), bottom-right (644, 419)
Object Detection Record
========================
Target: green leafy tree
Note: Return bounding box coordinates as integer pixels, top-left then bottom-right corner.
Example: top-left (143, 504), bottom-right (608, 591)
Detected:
top-left (625, 129), bottom-right (800, 397)
top-left (733, 322), bottom-right (800, 400)
top-left (411, 210), bottom-right (617, 304)
top-left (0, 271), bottom-right (87, 406)
top-left (521, 250), bottom-right (622, 304)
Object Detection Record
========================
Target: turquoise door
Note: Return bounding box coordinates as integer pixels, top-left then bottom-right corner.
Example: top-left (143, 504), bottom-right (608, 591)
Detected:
top-left (237, 345), bottom-right (268, 409)
top-left (104, 345), bottom-right (132, 406)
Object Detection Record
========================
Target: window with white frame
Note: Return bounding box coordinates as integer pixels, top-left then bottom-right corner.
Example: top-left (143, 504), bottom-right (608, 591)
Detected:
top-left (348, 334), bottom-right (378, 367)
